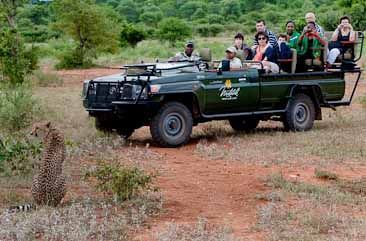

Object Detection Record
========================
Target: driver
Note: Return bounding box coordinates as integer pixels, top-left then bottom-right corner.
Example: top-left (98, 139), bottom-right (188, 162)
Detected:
top-left (172, 41), bottom-right (201, 61)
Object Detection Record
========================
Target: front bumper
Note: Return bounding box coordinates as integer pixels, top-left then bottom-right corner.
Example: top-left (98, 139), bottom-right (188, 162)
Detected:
top-left (85, 100), bottom-right (161, 117)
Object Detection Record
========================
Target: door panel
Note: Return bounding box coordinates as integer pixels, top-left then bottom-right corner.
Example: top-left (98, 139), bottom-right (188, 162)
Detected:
top-left (201, 70), bottom-right (260, 115)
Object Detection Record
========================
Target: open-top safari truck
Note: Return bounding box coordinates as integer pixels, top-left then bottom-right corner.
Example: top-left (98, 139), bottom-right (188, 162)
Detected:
top-left (82, 32), bottom-right (364, 147)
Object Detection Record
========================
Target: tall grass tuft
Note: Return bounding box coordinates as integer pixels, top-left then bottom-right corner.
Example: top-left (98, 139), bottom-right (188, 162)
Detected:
top-left (0, 84), bottom-right (41, 132)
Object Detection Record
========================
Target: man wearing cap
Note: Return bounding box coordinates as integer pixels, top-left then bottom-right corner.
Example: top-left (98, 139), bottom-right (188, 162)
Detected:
top-left (218, 47), bottom-right (243, 70)
top-left (233, 32), bottom-right (253, 60)
top-left (173, 41), bottom-right (200, 61)
top-left (305, 12), bottom-right (324, 36)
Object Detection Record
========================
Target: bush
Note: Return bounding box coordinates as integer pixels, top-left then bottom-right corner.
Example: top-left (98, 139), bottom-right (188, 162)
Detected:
top-left (56, 47), bottom-right (94, 70)
top-left (157, 17), bottom-right (192, 45)
top-left (0, 136), bottom-right (42, 177)
top-left (0, 29), bottom-right (38, 85)
top-left (196, 24), bottom-right (224, 37)
top-left (85, 162), bottom-right (157, 202)
top-left (0, 85), bottom-right (41, 132)
top-left (120, 24), bottom-right (146, 47)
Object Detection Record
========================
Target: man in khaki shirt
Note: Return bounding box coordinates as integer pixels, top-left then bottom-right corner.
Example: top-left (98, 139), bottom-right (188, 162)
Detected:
top-left (172, 41), bottom-right (200, 61)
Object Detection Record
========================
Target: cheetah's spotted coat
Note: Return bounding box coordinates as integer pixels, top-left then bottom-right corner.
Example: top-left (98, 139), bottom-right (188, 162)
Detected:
top-left (30, 122), bottom-right (66, 206)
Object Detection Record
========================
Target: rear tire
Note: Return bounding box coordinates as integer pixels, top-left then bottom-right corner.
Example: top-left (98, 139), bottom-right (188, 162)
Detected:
top-left (150, 102), bottom-right (193, 147)
top-left (229, 118), bottom-right (260, 132)
top-left (283, 94), bottom-right (315, 131)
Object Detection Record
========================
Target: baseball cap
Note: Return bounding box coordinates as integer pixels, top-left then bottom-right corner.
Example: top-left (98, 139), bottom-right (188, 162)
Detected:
top-left (185, 41), bottom-right (194, 48)
top-left (226, 46), bottom-right (237, 54)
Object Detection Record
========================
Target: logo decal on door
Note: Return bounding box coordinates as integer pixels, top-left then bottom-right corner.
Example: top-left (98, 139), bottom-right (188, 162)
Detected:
top-left (219, 80), bottom-right (240, 100)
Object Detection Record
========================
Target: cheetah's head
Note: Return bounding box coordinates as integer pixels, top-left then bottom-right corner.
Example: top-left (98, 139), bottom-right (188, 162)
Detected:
top-left (30, 121), bottom-right (51, 138)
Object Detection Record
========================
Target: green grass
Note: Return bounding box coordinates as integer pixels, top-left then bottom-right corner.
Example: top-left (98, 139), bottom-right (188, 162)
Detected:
top-left (38, 37), bottom-right (233, 67)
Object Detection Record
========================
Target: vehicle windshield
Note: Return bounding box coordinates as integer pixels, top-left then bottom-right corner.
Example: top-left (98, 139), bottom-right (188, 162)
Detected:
top-left (157, 63), bottom-right (200, 76)
top-left (124, 62), bottom-right (200, 77)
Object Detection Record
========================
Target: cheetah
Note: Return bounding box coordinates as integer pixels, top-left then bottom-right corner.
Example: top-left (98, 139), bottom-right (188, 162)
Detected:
top-left (30, 121), bottom-right (66, 207)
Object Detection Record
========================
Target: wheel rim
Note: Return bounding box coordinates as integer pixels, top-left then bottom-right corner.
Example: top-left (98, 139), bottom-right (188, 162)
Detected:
top-left (163, 113), bottom-right (185, 137)
top-left (294, 103), bottom-right (309, 125)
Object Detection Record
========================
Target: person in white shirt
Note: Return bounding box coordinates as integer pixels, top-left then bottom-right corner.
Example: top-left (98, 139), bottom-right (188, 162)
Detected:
top-left (305, 12), bottom-right (324, 36)
top-left (218, 46), bottom-right (243, 70)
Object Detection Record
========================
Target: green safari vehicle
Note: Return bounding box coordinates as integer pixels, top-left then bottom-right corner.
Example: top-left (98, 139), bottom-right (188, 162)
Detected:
top-left (82, 34), bottom-right (364, 147)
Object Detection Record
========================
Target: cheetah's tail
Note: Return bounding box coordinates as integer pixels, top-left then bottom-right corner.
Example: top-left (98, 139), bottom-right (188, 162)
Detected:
top-left (6, 204), bottom-right (35, 213)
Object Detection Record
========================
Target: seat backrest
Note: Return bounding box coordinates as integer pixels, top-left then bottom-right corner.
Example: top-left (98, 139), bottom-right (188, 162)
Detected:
top-left (290, 48), bottom-right (297, 73)
top-left (199, 48), bottom-right (212, 62)
top-left (324, 31), bottom-right (333, 41)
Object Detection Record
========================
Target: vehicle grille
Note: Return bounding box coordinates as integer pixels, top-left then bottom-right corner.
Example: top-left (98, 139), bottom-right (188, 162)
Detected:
top-left (96, 84), bottom-right (112, 97)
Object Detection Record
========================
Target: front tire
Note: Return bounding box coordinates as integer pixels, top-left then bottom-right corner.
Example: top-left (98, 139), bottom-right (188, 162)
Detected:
top-left (95, 117), bottom-right (113, 133)
top-left (283, 94), bottom-right (315, 131)
top-left (150, 102), bottom-right (193, 147)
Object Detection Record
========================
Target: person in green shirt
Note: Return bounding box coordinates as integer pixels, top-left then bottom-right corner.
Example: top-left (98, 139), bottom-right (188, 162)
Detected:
top-left (286, 20), bottom-right (300, 49)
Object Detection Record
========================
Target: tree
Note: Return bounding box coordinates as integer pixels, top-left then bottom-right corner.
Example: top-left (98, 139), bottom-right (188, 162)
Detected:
top-left (157, 17), bottom-right (191, 45)
top-left (139, 7), bottom-right (163, 26)
top-left (221, 0), bottom-right (241, 19)
top-left (120, 23), bottom-right (146, 47)
top-left (116, 0), bottom-right (139, 22)
top-left (0, 0), bottom-right (37, 85)
top-left (52, 0), bottom-right (120, 69)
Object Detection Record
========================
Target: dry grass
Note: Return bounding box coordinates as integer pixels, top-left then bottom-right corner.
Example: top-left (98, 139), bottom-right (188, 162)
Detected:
top-left (265, 173), bottom-right (366, 205)
top-left (34, 86), bottom-right (99, 144)
top-left (156, 218), bottom-right (240, 241)
top-left (258, 200), bottom-right (366, 241)
top-left (0, 83), bottom-right (165, 238)
top-left (258, 173), bottom-right (366, 241)
top-left (315, 169), bottom-right (339, 181)
top-left (195, 108), bottom-right (366, 167)
top-left (0, 192), bottom-right (162, 241)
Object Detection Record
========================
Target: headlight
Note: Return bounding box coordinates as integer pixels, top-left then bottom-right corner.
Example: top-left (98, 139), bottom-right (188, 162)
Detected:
top-left (134, 85), bottom-right (148, 99)
top-left (150, 84), bottom-right (161, 94)
top-left (82, 81), bottom-right (89, 97)
top-left (88, 82), bottom-right (97, 95)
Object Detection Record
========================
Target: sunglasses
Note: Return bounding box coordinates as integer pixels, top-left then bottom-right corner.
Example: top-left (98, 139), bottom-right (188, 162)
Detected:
top-left (257, 37), bottom-right (267, 40)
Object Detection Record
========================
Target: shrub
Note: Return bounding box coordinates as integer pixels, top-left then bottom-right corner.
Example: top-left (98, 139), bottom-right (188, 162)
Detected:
top-left (0, 135), bottom-right (42, 177)
top-left (196, 24), bottom-right (224, 37)
top-left (0, 29), bottom-right (38, 85)
top-left (56, 47), bottom-right (94, 69)
top-left (314, 169), bottom-right (339, 181)
top-left (0, 85), bottom-right (41, 132)
top-left (120, 24), bottom-right (146, 47)
top-left (157, 17), bottom-right (191, 45)
top-left (85, 162), bottom-right (157, 202)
